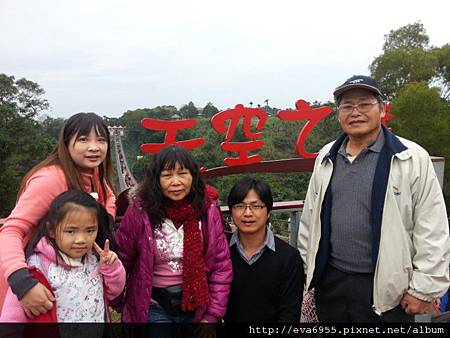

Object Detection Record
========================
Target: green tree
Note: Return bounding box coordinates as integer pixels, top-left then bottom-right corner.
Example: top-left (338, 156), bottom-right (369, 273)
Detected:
top-left (202, 102), bottom-right (219, 119)
top-left (41, 116), bottom-right (65, 140)
top-left (390, 82), bottom-right (450, 209)
top-left (432, 44), bottom-right (450, 99)
top-left (117, 105), bottom-right (186, 176)
top-left (369, 22), bottom-right (450, 211)
top-left (179, 101), bottom-right (199, 119)
top-left (0, 74), bottom-right (55, 216)
top-left (371, 48), bottom-right (438, 99)
top-left (264, 105), bottom-right (278, 116)
top-left (103, 115), bottom-right (122, 126)
top-left (370, 22), bottom-right (439, 100)
top-left (0, 74), bottom-right (49, 118)
top-left (382, 22), bottom-right (429, 50)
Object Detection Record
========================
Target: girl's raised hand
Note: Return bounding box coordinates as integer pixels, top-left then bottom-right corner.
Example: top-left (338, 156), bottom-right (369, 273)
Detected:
top-left (94, 239), bottom-right (118, 266)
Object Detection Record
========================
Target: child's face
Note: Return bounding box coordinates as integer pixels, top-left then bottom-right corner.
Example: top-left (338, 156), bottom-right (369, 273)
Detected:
top-left (51, 207), bottom-right (98, 259)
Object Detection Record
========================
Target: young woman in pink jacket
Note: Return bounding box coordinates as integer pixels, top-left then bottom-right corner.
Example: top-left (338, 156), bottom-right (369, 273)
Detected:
top-left (0, 112), bottom-right (116, 319)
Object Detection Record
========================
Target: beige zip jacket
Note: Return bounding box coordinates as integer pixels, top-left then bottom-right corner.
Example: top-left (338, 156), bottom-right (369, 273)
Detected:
top-left (298, 135), bottom-right (450, 315)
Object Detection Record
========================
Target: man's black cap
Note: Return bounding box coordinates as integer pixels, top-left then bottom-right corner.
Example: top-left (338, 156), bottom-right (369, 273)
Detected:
top-left (333, 75), bottom-right (385, 102)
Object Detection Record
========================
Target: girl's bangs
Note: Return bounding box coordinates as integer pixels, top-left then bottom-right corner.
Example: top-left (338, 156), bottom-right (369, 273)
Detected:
top-left (76, 120), bottom-right (108, 137)
top-left (65, 113), bottom-right (109, 140)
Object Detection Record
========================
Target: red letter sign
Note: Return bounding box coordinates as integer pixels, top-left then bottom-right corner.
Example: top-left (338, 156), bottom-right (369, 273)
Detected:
top-left (140, 118), bottom-right (205, 154)
top-left (211, 104), bottom-right (268, 166)
top-left (277, 100), bottom-right (332, 159)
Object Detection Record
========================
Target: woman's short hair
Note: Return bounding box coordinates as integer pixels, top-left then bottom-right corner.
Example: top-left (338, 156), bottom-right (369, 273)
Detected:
top-left (227, 177), bottom-right (273, 213)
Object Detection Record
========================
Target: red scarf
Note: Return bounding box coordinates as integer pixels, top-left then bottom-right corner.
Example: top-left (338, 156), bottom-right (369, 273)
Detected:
top-left (164, 196), bottom-right (209, 312)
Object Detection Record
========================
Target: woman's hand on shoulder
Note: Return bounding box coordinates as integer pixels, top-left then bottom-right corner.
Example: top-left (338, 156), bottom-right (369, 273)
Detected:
top-left (94, 239), bottom-right (118, 266)
top-left (21, 282), bottom-right (55, 318)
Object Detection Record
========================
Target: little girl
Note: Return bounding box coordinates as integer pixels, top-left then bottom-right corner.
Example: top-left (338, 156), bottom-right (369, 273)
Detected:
top-left (0, 190), bottom-right (125, 323)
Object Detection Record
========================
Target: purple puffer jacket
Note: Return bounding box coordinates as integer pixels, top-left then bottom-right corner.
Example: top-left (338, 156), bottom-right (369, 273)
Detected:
top-left (116, 195), bottom-right (232, 323)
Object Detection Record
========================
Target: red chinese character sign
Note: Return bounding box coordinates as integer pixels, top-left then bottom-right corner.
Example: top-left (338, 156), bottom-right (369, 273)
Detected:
top-left (277, 100), bottom-right (333, 159)
top-left (139, 100), bottom-right (394, 167)
top-left (210, 104), bottom-right (268, 166)
top-left (382, 103), bottom-right (393, 127)
top-left (140, 118), bottom-right (205, 153)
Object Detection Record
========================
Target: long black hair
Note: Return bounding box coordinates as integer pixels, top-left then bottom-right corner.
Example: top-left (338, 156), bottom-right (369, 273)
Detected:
top-left (26, 189), bottom-right (116, 260)
top-left (18, 112), bottom-right (114, 205)
top-left (139, 145), bottom-right (206, 227)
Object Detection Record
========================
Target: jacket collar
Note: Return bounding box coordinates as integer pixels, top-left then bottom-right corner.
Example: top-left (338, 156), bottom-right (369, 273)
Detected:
top-left (322, 125), bottom-right (408, 164)
top-left (35, 237), bottom-right (93, 268)
top-left (80, 166), bottom-right (98, 181)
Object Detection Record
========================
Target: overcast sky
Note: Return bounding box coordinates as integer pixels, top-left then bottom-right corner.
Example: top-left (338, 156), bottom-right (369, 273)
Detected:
top-left (1, 0), bottom-right (449, 118)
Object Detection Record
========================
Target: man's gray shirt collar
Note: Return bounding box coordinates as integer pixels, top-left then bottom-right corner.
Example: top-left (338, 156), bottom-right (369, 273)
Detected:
top-left (338, 129), bottom-right (385, 158)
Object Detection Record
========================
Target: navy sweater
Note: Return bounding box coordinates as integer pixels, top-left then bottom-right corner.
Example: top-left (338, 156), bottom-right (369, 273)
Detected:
top-left (225, 237), bottom-right (304, 322)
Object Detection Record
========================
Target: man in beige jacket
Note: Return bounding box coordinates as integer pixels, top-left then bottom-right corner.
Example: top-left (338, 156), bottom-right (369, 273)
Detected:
top-left (298, 75), bottom-right (450, 322)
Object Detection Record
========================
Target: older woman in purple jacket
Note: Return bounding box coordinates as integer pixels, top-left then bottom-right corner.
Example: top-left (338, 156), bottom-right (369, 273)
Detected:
top-left (116, 146), bottom-right (232, 332)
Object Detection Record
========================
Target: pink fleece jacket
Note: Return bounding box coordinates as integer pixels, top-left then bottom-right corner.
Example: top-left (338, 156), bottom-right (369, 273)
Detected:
top-left (0, 237), bottom-right (125, 322)
top-left (0, 165), bottom-right (116, 311)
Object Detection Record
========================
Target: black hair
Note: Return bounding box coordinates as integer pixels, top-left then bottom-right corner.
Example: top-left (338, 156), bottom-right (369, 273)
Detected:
top-left (25, 189), bottom-right (116, 260)
top-left (62, 112), bottom-right (109, 144)
top-left (139, 145), bottom-right (206, 227)
top-left (18, 112), bottom-right (114, 203)
top-left (227, 177), bottom-right (273, 212)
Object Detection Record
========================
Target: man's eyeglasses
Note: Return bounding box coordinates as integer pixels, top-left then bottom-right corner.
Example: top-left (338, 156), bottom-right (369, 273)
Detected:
top-left (338, 101), bottom-right (379, 114)
top-left (232, 204), bottom-right (266, 213)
